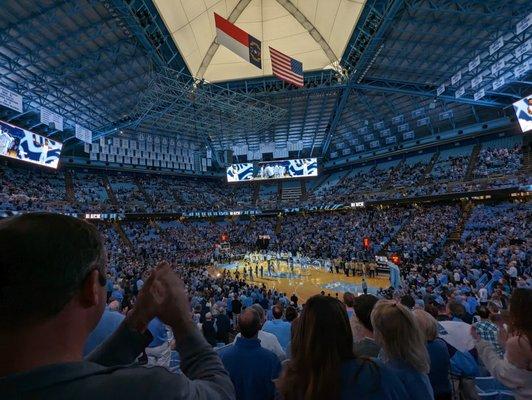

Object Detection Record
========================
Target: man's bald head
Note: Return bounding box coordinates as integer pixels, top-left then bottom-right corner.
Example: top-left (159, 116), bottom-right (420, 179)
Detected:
top-left (238, 308), bottom-right (261, 339)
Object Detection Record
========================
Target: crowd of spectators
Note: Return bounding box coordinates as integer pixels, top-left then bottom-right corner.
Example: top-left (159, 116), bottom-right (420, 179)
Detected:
top-left (2, 211), bottom-right (530, 399)
top-left (475, 144), bottom-right (523, 178)
top-left (0, 140), bottom-right (527, 214)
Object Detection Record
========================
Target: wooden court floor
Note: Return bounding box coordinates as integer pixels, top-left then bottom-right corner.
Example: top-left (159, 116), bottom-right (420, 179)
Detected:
top-left (212, 260), bottom-right (390, 302)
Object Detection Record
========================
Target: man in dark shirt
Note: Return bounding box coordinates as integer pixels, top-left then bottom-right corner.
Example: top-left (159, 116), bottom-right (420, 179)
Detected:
top-left (231, 296), bottom-right (243, 328)
top-left (0, 213), bottom-right (234, 400)
top-left (352, 294), bottom-right (381, 358)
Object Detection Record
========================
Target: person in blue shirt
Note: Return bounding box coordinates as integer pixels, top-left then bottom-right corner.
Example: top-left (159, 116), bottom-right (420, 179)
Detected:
top-left (371, 300), bottom-right (435, 400)
top-left (276, 295), bottom-right (409, 400)
top-left (262, 305), bottom-right (291, 351)
top-left (218, 308), bottom-right (281, 400)
top-left (146, 317), bottom-right (171, 367)
top-left (83, 302), bottom-right (124, 355)
top-left (413, 309), bottom-right (452, 400)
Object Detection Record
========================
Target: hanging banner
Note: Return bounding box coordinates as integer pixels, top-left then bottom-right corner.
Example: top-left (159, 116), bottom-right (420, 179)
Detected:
top-left (391, 114), bottom-right (404, 124)
top-left (491, 59), bottom-right (505, 75)
top-left (451, 71), bottom-right (462, 85)
top-left (471, 76), bottom-right (483, 88)
top-left (437, 84), bottom-right (446, 96)
top-left (455, 86), bottom-right (466, 98)
top-left (489, 37), bottom-right (504, 55)
top-left (468, 55), bottom-right (481, 71)
top-left (516, 12), bottom-right (532, 35)
top-left (474, 89), bottom-right (486, 101)
top-left (75, 124), bottom-right (92, 144)
top-left (492, 76), bottom-right (505, 90)
top-left (0, 85), bottom-right (23, 113)
top-left (40, 107), bottom-right (64, 131)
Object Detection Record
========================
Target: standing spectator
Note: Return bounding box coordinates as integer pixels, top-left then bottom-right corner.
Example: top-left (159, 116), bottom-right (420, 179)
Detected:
top-left (262, 305), bottom-right (291, 352)
top-left (233, 304), bottom-right (286, 360)
top-left (371, 300), bottom-right (434, 400)
top-left (276, 295), bottom-right (409, 399)
top-left (343, 292), bottom-right (355, 319)
top-left (231, 294), bottom-right (242, 328)
top-left (473, 305), bottom-right (504, 358)
top-left (219, 308), bottom-right (281, 400)
top-left (413, 309), bottom-right (452, 400)
top-left (0, 213), bottom-right (234, 400)
top-left (215, 308), bottom-right (231, 345)
top-left (202, 313), bottom-right (218, 347)
top-left (351, 294), bottom-right (381, 358)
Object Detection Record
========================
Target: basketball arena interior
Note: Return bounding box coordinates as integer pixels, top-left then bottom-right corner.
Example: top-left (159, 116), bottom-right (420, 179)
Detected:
top-left (0, 1), bottom-right (531, 399)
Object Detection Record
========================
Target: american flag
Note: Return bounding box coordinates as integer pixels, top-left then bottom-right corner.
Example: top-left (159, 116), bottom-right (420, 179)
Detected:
top-left (269, 47), bottom-right (304, 87)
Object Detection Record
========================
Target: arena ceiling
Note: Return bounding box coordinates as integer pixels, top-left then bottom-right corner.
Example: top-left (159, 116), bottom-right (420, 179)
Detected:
top-left (0, 0), bottom-right (530, 166)
top-left (152, 0), bottom-right (366, 82)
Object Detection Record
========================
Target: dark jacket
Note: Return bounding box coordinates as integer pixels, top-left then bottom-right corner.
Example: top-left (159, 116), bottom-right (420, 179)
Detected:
top-left (0, 321), bottom-right (235, 400)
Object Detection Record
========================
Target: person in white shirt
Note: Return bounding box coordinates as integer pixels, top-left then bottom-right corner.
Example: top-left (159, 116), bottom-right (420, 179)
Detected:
top-left (478, 284), bottom-right (488, 304)
top-left (233, 304), bottom-right (285, 360)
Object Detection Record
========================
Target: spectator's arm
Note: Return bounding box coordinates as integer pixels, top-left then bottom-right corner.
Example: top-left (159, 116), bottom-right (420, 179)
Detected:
top-left (173, 324), bottom-right (235, 399)
top-left (85, 320), bottom-right (152, 366)
top-left (475, 340), bottom-right (529, 391)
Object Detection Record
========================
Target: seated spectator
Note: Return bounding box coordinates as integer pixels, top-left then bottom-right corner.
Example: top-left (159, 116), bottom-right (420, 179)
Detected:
top-left (276, 295), bottom-right (409, 399)
top-left (350, 294), bottom-right (381, 357)
top-left (0, 213), bottom-right (234, 400)
top-left (371, 300), bottom-right (434, 400)
top-left (234, 304), bottom-right (285, 360)
top-left (472, 288), bottom-right (532, 400)
top-left (262, 305), bottom-right (291, 352)
top-left (219, 308), bottom-right (281, 400)
top-left (413, 309), bottom-right (452, 400)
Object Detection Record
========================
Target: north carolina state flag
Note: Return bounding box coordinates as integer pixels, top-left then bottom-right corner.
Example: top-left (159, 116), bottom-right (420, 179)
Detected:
top-left (214, 13), bottom-right (261, 69)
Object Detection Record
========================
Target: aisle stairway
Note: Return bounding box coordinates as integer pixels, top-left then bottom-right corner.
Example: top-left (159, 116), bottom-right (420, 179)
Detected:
top-left (65, 170), bottom-right (76, 203)
top-left (449, 201), bottom-right (474, 242)
top-left (102, 176), bottom-right (119, 207)
top-left (464, 144), bottom-right (481, 181)
top-left (113, 221), bottom-right (133, 250)
top-left (134, 176), bottom-right (154, 208)
top-left (252, 183), bottom-right (260, 206)
top-left (419, 152), bottom-right (439, 184)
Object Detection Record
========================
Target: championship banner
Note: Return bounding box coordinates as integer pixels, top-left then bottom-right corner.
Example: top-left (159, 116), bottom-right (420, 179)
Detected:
top-left (0, 85), bottom-right (23, 112)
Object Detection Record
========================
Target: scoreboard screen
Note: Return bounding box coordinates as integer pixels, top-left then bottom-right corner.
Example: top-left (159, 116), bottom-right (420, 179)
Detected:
top-left (226, 158), bottom-right (318, 182)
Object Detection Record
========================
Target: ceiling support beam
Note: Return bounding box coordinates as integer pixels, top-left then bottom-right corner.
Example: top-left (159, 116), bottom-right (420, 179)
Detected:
top-left (196, 0), bottom-right (252, 80)
top-left (321, 0), bottom-right (406, 157)
top-left (274, 0), bottom-right (338, 65)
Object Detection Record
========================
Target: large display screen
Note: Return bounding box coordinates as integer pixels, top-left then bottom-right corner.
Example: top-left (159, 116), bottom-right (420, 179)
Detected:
top-left (0, 120), bottom-right (62, 169)
top-left (226, 158), bottom-right (318, 182)
top-left (513, 96), bottom-right (532, 133)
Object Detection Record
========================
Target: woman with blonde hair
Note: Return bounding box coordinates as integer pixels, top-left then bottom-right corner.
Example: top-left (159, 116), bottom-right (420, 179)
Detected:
top-left (371, 300), bottom-right (434, 400)
top-left (413, 309), bottom-right (452, 400)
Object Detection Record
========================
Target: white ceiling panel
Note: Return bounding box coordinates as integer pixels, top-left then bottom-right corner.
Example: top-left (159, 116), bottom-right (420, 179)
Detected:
top-left (153, 0), bottom-right (366, 82)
